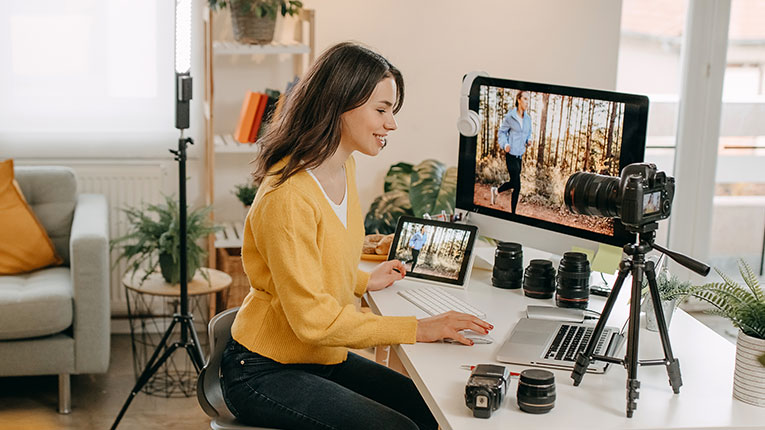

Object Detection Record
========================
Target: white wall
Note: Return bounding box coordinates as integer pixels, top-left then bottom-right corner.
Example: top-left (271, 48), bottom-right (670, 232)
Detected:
top-left (215, 0), bottom-right (624, 215)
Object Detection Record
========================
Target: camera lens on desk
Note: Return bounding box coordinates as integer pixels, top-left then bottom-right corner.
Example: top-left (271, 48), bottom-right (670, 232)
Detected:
top-left (493, 242), bottom-right (523, 289)
top-left (556, 252), bottom-right (591, 309)
top-left (517, 369), bottom-right (556, 414)
top-left (523, 260), bottom-right (556, 299)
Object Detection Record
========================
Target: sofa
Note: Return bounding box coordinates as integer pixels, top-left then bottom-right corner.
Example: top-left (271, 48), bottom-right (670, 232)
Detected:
top-left (0, 166), bottom-right (110, 413)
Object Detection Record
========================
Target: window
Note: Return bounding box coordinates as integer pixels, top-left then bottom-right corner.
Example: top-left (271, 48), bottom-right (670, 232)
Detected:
top-left (0, 0), bottom-right (177, 156)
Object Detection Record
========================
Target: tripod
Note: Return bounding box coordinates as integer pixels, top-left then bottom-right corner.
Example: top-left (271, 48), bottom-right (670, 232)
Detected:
top-left (570, 222), bottom-right (710, 418)
top-left (110, 135), bottom-right (205, 430)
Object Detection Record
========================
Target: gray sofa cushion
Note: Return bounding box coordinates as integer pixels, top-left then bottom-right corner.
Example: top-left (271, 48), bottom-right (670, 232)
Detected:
top-left (0, 267), bottom-right (73, 340)
top-left (14, 167), bottom-right (77, 265)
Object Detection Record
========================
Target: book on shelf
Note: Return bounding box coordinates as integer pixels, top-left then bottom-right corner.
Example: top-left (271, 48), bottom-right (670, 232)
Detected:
top-left (247, 93), bottom-right (269, 142)
top-left (257, 89), bottom-right (281, 140)
top-left (234, 91), bottom-right (262, 143)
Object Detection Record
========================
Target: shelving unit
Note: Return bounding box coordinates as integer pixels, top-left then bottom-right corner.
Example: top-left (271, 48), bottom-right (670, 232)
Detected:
top-left (203, 8), bottom-right (315, 269)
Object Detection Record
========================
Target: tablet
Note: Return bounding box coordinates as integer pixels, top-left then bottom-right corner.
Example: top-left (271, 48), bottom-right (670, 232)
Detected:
top-left (388, 216), bottom-right (479, 289)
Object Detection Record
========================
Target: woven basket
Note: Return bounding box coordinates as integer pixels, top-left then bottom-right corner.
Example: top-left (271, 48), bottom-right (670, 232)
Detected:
top-left (216, 247), bottom-right (251, 311)
top-left (230, 5), bottom-right (276, 44)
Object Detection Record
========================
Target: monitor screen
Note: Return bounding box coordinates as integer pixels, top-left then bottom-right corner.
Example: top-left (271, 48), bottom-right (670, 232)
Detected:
top-left (457, 76), bottom-right (648, 249)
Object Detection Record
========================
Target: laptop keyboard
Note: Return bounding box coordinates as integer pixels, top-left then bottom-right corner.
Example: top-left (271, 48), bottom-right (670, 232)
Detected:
top-left (398, 287), bottom-right (486, 319)
top-left (544, 324), bottom-right (610, 362)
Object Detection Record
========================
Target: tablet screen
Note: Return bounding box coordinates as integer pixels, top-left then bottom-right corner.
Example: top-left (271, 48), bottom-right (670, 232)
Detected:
top-left (388, 216), bottom-right (478, 287)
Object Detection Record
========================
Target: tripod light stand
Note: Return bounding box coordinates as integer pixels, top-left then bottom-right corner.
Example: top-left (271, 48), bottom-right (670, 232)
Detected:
top-left (111, 1), bottom-right (204, 428)
top-left (570, 221), bottom-right (710, 418)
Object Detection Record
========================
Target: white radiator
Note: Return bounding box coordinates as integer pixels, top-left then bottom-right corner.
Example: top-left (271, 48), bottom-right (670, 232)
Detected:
top-left (74, 163), bottom-right (168, 315)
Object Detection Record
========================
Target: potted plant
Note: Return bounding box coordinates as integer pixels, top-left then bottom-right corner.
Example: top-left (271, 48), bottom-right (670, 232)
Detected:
top-left (364, 159), bottom-right (457, 235)
top-left (692, 260), bottom-right (765, 407)
top-left (208, 0), bottom-right (303, 44)
top-left (111, 195), bottom-right (222, 285)
top-left (233, 182), bottom-right (259, 208)
top-left (641, 268), bottom-right (694, 331)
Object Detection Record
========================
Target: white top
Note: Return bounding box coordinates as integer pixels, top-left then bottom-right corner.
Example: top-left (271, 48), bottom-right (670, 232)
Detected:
top-left (307, 168), bottom-right (347, 228)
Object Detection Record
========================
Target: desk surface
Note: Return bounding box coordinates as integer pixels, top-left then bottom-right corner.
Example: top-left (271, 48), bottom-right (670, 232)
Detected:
top-left (363, 256), bottom-right (765, 430)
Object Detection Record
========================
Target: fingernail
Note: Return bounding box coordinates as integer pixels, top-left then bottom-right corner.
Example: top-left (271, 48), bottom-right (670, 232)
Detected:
top-left (469, 340), bottom-right (474, 346)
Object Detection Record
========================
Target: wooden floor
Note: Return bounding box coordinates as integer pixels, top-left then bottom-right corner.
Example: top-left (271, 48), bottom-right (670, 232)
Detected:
top-left (0, 334), bottom-right (376, 430)
top-left (0, 313), bottom-right (735, 430)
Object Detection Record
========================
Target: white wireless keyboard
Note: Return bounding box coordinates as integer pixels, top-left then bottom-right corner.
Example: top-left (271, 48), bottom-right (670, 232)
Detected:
top-left (398, 287), bottom-right (487, 319)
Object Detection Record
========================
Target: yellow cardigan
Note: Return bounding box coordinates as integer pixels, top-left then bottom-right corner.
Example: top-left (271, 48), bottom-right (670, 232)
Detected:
top-left (231, 156), bottom-right (417, 364)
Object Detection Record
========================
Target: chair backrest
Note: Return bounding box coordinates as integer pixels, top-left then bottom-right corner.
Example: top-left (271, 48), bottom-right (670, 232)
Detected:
top-left (198, 307), bottom-right (239, 420)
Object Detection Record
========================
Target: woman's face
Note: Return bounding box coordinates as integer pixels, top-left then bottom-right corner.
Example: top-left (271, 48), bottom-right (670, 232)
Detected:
top-left (517, 92), bottom-right (529, 111)
top-left (340, 77), bottom-right (398, 157)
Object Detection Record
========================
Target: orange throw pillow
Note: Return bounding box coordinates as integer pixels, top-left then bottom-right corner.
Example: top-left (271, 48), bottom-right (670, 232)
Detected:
top-left (0, 159), bottom-right (62, 274)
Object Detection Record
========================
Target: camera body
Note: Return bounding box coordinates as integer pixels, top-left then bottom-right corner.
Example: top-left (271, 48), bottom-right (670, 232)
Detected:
top-left (564, 162), bottom-right (674, 229)
top-left (464, 364), bottom-right (509, 418)
top-left (617, 163), bottom-right (674, 227)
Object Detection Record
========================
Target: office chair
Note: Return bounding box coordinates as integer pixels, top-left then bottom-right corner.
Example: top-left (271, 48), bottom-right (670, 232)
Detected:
top-left (197, 307), bottom-right (278, 430)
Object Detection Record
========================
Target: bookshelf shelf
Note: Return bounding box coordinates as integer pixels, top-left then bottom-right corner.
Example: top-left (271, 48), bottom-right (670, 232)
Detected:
top-left (204, 9), bottom-right (315, 271)
top-left (212, 41), bottom-right (311, 56)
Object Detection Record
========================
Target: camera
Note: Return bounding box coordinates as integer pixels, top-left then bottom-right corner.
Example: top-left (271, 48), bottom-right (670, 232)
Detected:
top-left (564, 162), bottom-right (675, 229)
top-left (464, 364), bottom-right (509, 418)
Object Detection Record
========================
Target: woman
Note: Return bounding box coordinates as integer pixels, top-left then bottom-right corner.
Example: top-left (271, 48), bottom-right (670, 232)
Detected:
top-left (494, 91), bottom-right (532, 214)
top-left (221, 42), bottom-right (493, 430)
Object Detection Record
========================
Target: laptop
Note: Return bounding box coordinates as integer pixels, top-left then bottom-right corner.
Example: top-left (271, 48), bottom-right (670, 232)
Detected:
top-left (496, 316), bottom-right (627, 373)
top-left (387, 216), bottom-right (478, 289)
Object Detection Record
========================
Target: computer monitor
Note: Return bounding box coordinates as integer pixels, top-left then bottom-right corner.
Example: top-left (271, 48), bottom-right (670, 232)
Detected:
top-left (456, 76), bottom-right (649, 257)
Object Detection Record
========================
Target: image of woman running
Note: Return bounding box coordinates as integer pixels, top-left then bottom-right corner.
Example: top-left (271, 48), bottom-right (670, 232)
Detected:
top-left (493, 91), bottom-right (532, 214)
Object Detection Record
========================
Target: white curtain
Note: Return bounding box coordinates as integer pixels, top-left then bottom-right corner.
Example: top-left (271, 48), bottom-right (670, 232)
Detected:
top-left (0, 0), bottom-right (181, 156)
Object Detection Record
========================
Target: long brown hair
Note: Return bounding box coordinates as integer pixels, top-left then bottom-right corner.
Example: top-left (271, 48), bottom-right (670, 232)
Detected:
top-left (252, 42), bottom-right (404, 186)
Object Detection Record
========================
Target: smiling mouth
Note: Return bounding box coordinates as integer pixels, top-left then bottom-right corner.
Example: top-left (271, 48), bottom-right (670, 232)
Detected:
top-left (374, 134), bottom-right (387, 146)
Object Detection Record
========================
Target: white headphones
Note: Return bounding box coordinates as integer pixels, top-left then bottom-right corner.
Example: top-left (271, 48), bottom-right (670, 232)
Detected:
top-left (457, 71), bottom-right (488, 137)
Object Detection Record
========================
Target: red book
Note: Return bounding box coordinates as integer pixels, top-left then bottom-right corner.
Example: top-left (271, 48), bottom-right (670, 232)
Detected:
top-left (234, 92), bottom-right (261, 143)
top-left (248, 93), bottom-right (269, 142)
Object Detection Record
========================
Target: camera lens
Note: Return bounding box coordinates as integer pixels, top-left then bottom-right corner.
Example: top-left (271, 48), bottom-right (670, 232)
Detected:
top-left (564, 171), bottom-right (620, 218)
top-left (523, 260), bottom-right (556, 299)
top-left (493, 242), bottom-right (523, 289)
top-left (556, 252), bottom-right (591, 309)
top-left (517, 369), bottom-right (556, 414)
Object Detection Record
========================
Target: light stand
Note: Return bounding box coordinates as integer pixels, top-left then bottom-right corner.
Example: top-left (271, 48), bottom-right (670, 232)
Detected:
top-left (569, 221), bottom-right (711, 418)
top-left (111, 2), bottom-right (202, 428)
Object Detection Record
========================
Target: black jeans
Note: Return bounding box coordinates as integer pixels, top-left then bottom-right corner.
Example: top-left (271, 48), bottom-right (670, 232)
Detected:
top-left (498, 153), bottom-right (522, 213)
top-left (410, 248), bottom-right (421, 272)
top-left (221, 338), bottom-right (438, 430)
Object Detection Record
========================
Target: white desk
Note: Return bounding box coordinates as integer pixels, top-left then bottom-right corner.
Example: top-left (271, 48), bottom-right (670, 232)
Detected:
top-left (362, 255), bottom-right (765, 430)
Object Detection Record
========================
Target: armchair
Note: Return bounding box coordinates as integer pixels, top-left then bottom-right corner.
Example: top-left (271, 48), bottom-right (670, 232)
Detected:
top-left (0, 166), bottom-right (110, 413)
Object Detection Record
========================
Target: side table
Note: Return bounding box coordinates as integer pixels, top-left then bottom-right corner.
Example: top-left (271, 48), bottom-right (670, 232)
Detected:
top-left (123, 267), bottom-right (232, 397)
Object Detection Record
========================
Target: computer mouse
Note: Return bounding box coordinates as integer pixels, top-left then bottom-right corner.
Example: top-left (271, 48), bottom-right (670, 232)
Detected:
top-left (446, 330), bottom-right (494, 345)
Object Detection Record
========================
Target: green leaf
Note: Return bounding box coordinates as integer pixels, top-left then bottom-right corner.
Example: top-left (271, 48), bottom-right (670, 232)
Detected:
top-left (758, 353), bottom-right (765, 367)
top-left (409, 159), bottom-right (456, 217)
top-left (384, 162), bottom-right (413, 193)
top-left (364, 190), bottom-right (414, 235)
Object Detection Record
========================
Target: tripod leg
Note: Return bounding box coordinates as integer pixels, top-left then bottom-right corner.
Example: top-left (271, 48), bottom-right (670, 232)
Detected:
top-left (571, 261), bottom-right (631, 386)
top-left (184, 315), bottom-right (206, 370)
top-left (645, 261), bottom-right (683, 394)
top-left (110, 317), bottom-right (182, 430)
top-left (625, 262), bottom-right (645, 418)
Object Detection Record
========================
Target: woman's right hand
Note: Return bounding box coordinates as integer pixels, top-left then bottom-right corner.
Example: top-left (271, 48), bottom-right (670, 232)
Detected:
top-left (416, 311), bottom-right (493, 346)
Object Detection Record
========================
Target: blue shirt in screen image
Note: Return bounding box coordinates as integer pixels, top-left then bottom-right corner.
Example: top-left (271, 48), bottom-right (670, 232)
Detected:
top-left (409, 231), bottom-right (427, 250)
top-left (498, 107), bottom-right (532, 156)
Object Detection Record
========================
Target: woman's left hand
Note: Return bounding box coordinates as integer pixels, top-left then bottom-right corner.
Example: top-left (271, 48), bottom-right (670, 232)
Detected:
top-left (367, 260), bottom-right (406, 292)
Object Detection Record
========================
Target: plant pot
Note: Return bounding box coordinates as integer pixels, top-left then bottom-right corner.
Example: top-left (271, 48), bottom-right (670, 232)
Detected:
top-left (643, 294), bottom-right (677, 332)
top-left (733, 330), bottom-right (765, 407)
top-left (230, 2), bottom-right (276, 44)
top-left (158, 252), bottom-right (199, 284)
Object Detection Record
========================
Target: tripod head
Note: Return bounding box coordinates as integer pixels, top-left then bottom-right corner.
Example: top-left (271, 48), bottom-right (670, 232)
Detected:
top-left (625, 222), bottom-right (710, 277)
